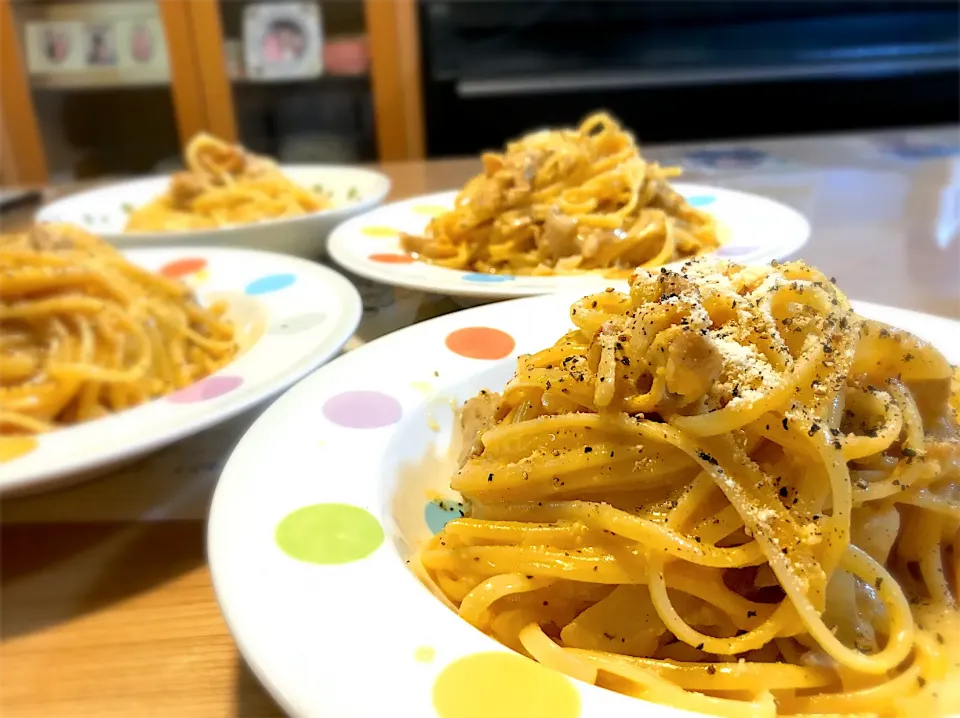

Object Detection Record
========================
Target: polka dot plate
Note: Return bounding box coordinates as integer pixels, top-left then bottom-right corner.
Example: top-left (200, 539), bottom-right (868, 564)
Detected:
top-left (0, 246), bottom-right (362, 496)
top-left (36, 166), bottom-right (391, 258)
top-left (208, 288), bottom-right (959, 718)
top-left (327, 185), bottom-right (811, 299)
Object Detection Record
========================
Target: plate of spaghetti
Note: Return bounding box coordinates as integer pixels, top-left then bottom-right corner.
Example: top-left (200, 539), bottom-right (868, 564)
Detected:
top-left (36, 133), bottom-right (391, 258)
top-left (327, 113), bottom-right (809, 298)
top-left (0, 223), bottom-right (362, 495)
top-left (209, 258), bottom-right (959, 718)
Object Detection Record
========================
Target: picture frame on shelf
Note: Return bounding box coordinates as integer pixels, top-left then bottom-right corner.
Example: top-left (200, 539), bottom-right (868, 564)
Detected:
top-left (84, 22), bottom-right (117, 67)
top-left (117, 17), bottom-right (169, 72)
top-left (17, 2), bottom-right (170, 88)
top-left (243, 2), bottom-right (323, 82)
top-left (24, 20), bottom-right (85, 74)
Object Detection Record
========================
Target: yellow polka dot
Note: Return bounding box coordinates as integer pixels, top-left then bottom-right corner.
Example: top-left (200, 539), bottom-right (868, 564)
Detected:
top-left (412, 205), bottom-right (448, 217)
top-left (361, 226), bottom-right (399, 238)
top-left (0, 436), bottom-right (38, 463)
top-left (410, 380), bottom-right (434, 397)
top-left (414, 646), bottom-right (435, 663)
top-left (193, 269), bottom-right (210, 283)
top-left (433, 652), bottom-right (580, 718)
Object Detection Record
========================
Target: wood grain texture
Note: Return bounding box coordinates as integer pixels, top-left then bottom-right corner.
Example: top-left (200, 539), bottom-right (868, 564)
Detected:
top-left (185, 0), bottom-right (238, 143)
top-left (0, 0), bottom-right (47, 185)
top-left (157, 0), bottom-right (209, 149)
top-left (0, 523), bottom-right (282, 718)
top-left (365, 0), bottom-right (425, 161)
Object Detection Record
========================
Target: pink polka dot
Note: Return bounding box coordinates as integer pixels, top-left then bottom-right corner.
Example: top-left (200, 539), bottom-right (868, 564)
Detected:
top-left (323, 391), bottom-right (402, 429)
top-left (445, 327), bottom-right (515, 360)
top-left (167, 375), bottom-right (243, 404)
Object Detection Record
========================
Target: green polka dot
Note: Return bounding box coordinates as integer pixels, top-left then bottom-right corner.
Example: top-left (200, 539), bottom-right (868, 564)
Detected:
top-left (275, 503), bottom-right (384, 564)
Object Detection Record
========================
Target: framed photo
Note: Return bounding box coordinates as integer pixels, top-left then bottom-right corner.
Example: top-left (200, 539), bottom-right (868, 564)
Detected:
top-left (243, 2), bottom-right (323, 81)
top-left (84, 22), bottom-right (117, 67)
top-left (117, 17), bottom-right (169, 72)
top-left (24, 21), bottom-right (85, 74)
top-left (18, 3), bottom-right (170, 87)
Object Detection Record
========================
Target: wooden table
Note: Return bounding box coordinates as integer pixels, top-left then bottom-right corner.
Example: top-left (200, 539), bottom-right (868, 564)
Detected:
top-left (2, 128), bottom-right (959, 718)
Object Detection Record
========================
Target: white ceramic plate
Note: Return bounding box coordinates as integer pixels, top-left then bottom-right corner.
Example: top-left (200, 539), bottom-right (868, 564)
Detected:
top-left (0, 246), bottom-right (362, 496)
top-left (36, 166), bottom-right (391, 258)
top-left (208, 295), bottom-right (959, 718)
top-left (327, 184), bottom-right (811, 298)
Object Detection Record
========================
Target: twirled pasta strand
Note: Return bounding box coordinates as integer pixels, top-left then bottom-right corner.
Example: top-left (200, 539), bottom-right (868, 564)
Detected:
top-left (419, 259), bottom-right (960, 718)
top-left (0, 224), bottom-right (237, 434)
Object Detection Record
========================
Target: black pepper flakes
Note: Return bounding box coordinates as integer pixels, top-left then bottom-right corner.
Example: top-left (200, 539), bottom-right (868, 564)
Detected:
top-left (696, 451), bottom-right (718, 466)
top-left (695, 643), bottom-right (705, 651)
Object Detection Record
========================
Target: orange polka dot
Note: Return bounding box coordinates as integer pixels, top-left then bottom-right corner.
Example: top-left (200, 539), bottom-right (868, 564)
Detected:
top-left (160, 257), bottom-right (207, 278)
top-left (445, 327), bottom-right (515, 360)
top-left (361, 226), bottom-right (399, 238)
top-left (369, 253), bottom-right (415, 264)
top-left (0, 436), bottom-right (38, 463)
top-left (433, 652), bottom-right (580, 718)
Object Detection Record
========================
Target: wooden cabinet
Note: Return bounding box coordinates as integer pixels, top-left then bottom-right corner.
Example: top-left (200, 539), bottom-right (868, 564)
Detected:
top-left (0, 0), bottom-right (425, 188)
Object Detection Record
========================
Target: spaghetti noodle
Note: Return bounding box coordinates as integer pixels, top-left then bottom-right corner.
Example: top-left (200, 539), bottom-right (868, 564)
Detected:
top-left (125, 133), bottom-right (333, 232)
top-left (419, 259), bottom-right (960, 717)
top-left (0, 224), bottom-right (237, 434)
top-left (402, 113), bottom-right (720, 276)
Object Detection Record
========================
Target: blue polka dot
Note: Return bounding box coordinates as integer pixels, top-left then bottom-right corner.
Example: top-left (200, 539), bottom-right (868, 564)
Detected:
top-left (245, 273), bottom-right (296, 295)
top-left (425, 498), bottom-right (464, 534)
top-left (686, 195), bottom-right (716, 208)
top-left (462, 273), bottom-right (515, 283)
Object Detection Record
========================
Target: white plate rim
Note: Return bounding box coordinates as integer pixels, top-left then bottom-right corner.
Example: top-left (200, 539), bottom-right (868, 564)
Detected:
top-left (35, 165), bottom-right (392, 244)
top-left (0, 245), bottom-right (362, 494)
top-left (327, 183), bottom-right (812, 299)
top-left (207, 292), bottom-right (960, 718)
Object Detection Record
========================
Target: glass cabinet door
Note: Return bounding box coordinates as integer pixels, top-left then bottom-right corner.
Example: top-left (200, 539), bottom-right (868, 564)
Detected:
top-left (5, 0), bottom-right (200, 182)
top-left (205, 0), bottom-right (377, 164)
